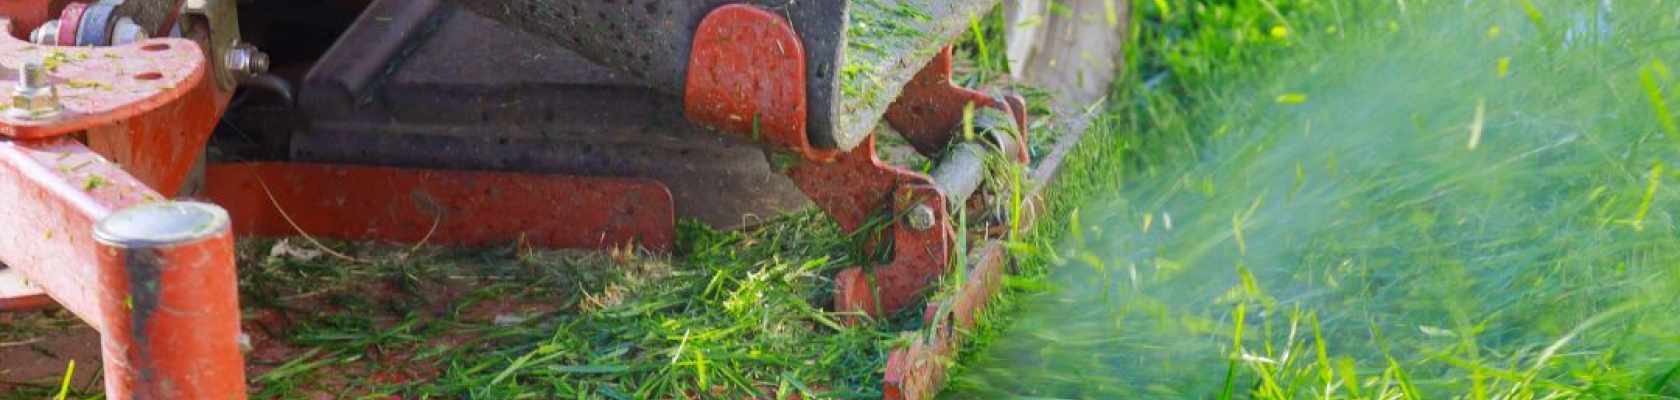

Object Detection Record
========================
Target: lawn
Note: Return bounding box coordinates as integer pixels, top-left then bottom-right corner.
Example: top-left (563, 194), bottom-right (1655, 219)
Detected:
top-left (946, 0), bottom-right (1680, 398)
top-left (11, 0), bottom-right (1674, 399)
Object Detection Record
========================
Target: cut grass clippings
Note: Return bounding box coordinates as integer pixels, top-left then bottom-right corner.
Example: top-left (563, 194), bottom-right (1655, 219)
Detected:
top-left (947, 0), bottom-right (1680, 398)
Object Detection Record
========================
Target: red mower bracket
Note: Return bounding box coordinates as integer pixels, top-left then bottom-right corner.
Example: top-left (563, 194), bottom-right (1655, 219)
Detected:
top-left (685, 5), bottom-right (1030, 320)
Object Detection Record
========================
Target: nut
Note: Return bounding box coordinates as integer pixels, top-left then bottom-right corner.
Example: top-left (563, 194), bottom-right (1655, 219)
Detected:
top-left (8, 61), bottom-right (60, 121)
top-left (224, 42), bottom-right (269, 78)
top-left (906, 204), bottom-right (937, 231)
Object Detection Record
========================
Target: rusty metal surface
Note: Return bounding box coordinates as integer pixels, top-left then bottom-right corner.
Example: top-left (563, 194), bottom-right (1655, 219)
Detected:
top-left (885, 47), bottom-right (1030, 163)
top-left (684, 4), bottom-right (830, 161)
top-left (291, 3), bottom-right (808, 228)
top-left (879, 68), bottom-right (1121, 400)
top-left (0, 20), bottom-right (207, 139)
top-left (884, 47), bottom-right (1004, 158)
top-left (788, 136), bottom-right (952, 318)
top-left (204, 162), bottom-right (678, 251)
top-left (882, 243), bottom-right (1004, 399)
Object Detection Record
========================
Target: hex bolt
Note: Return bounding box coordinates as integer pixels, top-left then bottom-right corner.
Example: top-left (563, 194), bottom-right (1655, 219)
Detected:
top-left (907, 204), bottom-right (937, 231)
top-left (8, 61), bottom-right (61, 121)
top-left (224, 42), bottom-right (270, 78)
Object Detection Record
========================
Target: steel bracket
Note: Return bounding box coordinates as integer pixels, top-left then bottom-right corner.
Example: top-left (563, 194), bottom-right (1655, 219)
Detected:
top-left (790, 52), bottom-right (1030, 319)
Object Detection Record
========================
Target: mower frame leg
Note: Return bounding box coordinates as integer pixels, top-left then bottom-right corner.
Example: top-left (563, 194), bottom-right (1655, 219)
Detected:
top-left (0, 138), bottom-right (246, 399)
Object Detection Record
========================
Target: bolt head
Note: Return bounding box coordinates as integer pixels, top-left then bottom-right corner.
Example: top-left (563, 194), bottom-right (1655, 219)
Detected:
top-left (906, 204), bottom-right (937, 231)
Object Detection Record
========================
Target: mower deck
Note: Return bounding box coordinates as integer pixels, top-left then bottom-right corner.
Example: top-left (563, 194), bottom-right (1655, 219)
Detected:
top-left (0, 0), bottom-right (1125, 398)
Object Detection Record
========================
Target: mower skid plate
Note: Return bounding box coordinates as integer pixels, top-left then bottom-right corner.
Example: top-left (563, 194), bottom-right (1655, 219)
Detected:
top-left (204, 162), bottom-right (678, 251)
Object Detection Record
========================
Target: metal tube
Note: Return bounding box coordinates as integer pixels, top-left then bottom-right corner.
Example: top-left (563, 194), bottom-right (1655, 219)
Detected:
top-left (931, 141), bottom-right (989, 208)
top-left (94, 201), bottom-right (246, 399)
top-left (929, 108), bottom-right (1021, 208)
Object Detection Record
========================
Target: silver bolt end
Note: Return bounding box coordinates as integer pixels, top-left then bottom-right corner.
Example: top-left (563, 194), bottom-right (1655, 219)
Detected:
top-left (224, 43), bottom-right (270, 78)
top-left (19, 62), bottom-right (48, 89)
top-left (906, 204), bottom-right (937, 231)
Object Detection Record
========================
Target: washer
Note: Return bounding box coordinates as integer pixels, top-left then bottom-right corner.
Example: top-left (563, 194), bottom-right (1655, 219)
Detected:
top-left (77, 2), bottom-right (117, 46)
top-left (56, 2), bottom-right (87, 46)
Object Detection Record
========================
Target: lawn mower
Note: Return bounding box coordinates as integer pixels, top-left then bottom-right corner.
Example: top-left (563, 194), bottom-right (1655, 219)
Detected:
top-left (0, 0), bottom-right (1125, 398)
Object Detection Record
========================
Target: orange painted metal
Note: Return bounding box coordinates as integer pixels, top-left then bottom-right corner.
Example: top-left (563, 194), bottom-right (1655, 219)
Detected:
top-left (788, 135), bottom-right (952, 319)
top-left (684, 4), bottom-right (835, 161)
top-left (95, 206), bottom-right (245, 400)
top-left (879, 95), bottom-right (1100, 399)
top-left (0, 20), bottom-right (207, 140)
top-left (0, 267), bottom-right (52, 310)
top-left (204, 162), bottom-right (678, 251)
top-left (882, 244), bottom-right (1005, 399)
top-left (0, 138), bottom-right (160, 325)
top-left (885, 47), bottom-right (1030, 162)
top-left (86, 73), bottom-right (227, 196)
top-left (0, 138), bottom-right (245, 398)
top-left (0, 0), bottom-right (67, 39)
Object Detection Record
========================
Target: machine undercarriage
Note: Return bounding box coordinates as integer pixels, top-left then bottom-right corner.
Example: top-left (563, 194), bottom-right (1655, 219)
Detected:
top-left (0, 1), bottom-right (1125, 398)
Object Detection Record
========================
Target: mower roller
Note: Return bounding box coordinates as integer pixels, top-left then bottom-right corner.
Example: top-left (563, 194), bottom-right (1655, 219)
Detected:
top-left (0, 0), bottom-right (1126, 398)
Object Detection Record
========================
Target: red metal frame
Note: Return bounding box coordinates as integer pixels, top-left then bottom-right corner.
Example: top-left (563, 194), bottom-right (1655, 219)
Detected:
top-left (684, 4), bottom-right (837, 161)
top-left (0, 3), bottom-right (676, 399)
top-left (0, 21), bottom-right (206, 139)
top-left (0, 138), bottom-right (246, 398)
top-left (204, 162), bottom-right (677, 251)
top-left (885, 47), bottom-right (1031, 163)
top-left (788, 136), bottom-right (953, 319)
top-left (0, 2), bottom-right (1047, 398)
top-left (684, 5), bottom-right (1032, 320)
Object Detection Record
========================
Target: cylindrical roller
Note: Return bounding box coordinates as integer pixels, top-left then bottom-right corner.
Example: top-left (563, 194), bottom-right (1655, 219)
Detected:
top-left (76, 2), bottom-right (116, 46)
top-left (930, 107), bottom-right (1021, 208)
top-left (93, 201), bottom-right (246, 400)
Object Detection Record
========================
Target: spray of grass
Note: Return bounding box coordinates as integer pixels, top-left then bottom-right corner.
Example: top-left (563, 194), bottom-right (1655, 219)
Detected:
top-left (948, 0), bottom-right (1680, 398)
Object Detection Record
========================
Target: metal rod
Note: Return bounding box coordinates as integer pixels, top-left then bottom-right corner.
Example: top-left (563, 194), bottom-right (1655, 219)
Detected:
top-left (929, 107), bottom-right (1021, 208)
top-left (94, 201), bottom-right (246, 399)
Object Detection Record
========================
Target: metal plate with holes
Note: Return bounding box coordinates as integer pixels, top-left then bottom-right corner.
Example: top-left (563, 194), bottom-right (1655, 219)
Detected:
top-left (0, 20), bottom-right (205, 139)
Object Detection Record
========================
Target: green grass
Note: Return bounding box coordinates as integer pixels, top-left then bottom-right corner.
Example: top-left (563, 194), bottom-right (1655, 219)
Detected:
top-left (231, 213), bottom-right (905, 399)
top-left (946, 0), bottom-right (1680, 398)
